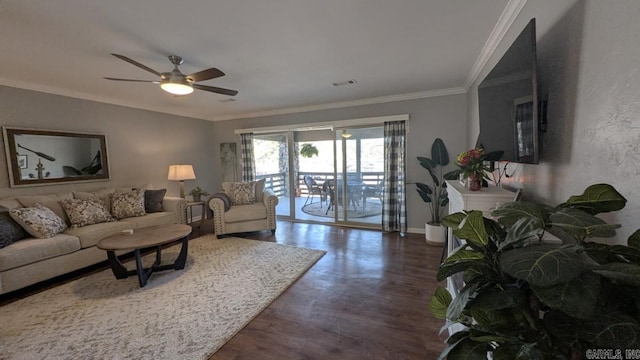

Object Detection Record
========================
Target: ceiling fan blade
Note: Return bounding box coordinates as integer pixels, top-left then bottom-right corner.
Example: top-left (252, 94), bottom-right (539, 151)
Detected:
top-left (104, 77), bottom-right (158, 83)
top-left (187, 68), bottom-right (225, 82)
top-left (193, 84), bottom-right (238, 96)
top-left (111, 53), bottom-right (161, 77)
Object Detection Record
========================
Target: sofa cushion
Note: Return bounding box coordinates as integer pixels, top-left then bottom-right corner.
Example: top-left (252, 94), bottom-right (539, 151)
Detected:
top-left (223, 182), bottom-right (256, 205)
top-left (223, 203), bottom-right (267, 223)
top-left (64, 221), bottom-right (133, 249)
top-left (10, 203), bottom-right (67, 239)
top-left (17, 193), bottom-right (73, 225)
top-left (60, 198), bottom-right (115, 228)
top-left (0, 234), bottom-right (81, 272)
top-left (0, 206), bottom-right (27, 249)
top-left (111, 189), bottom-right (146, 219)
top-left (144, 189), bottom-right (166, 213)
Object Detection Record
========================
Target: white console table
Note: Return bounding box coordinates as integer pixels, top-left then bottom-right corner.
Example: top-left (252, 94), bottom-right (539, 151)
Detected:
top-left (444, 180), bottom-right (516, 335)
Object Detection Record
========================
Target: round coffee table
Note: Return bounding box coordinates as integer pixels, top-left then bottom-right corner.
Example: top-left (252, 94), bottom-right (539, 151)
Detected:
top-left (97, 224), bottom-right (192, 287)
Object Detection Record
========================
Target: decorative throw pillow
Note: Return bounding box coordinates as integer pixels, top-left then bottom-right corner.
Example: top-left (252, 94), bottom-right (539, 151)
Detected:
top-left (0, 206), bottom-right (27, 248)
top-left (144, 189), bottom-right (166, 213)
top-left (110, 189), bottom-right (146, 219)
top-left (9, 203), bottom-right (67, 239)
top-left (17, 194), bottom-right (72, 226)
top-left (73, 188), bottom-right (115, 215)
top-left (60, 198), bottom-right (114, 228)
top-left (224, 182), bottom-right (256, 205)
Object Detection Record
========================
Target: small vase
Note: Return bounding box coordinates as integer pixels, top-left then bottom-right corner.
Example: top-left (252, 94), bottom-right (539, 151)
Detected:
top-left (193, 194), bottom-right (202, 202)
top-left (468, 173), bottom-right (482, 191)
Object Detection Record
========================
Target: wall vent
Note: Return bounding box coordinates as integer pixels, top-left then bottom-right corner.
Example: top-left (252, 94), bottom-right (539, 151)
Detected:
top-left (332, 79), bottom-right (358, 87)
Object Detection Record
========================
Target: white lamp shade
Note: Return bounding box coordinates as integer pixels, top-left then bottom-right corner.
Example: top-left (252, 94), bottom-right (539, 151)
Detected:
top-left (168, 164), bottom-right (196, 181)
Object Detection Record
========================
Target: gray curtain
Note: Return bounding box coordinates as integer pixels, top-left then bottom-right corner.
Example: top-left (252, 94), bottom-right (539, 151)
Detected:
top-left (240, 133), bottom-right (255, 182)
top-left (382, 121), bottom-right (407, 233)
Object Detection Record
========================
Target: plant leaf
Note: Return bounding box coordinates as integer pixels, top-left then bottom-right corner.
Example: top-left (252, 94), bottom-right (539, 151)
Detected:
top-left (470, 286), bottom-right (526, 311)
top-left (629, 229), bottom-right (640, 249)
top-left (579, 309), bottom-right (640, 349)
top-left (593, 263), bottom-right (640, 287)
top-left (417, 156), bottom-right (436, 170)
top-left (431, 138), bottom-right (450, 166)
top-left (498, 217), bottom-right (543, 251)
top-left (564, 183), bottom-right (627, 215)
top-left (550, 208), bottom-right (620, 241)
top-left (532, 271), bottom-right (601, 319)
top-left (442, 212), bottom-right (467, 229)
top-left (499, 244), bottom-right (585, 287)
top-left (491, 202), bottom-right (551, 229)
top-left (429, 287), bottom-right (452, 319)
top-left (447, 282), bottom-right (478, 322)
top-left (447, 338), bottom-right (491, 360)
top-left (453, 211), bottom-right (489, 246)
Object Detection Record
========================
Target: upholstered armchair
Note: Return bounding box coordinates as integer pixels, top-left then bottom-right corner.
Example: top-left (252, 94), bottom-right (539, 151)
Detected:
top-left (207, 179), bottom-right (279, 238)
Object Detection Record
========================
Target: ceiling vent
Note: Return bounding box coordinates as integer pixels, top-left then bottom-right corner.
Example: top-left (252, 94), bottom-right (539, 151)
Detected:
top-left (220, 98), bottom-right (237, 103)
top-left (332, 79), bottom-right (358, 87)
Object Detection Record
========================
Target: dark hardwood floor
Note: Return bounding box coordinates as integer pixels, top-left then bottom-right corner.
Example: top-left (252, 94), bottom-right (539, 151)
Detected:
top-left (0, 220), bottom-right (448, 359)
top-left (195, 220), bottom-right (448, 359)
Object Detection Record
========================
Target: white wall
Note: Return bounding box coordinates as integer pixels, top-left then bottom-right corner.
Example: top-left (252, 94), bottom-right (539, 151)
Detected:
top-left (212, 94), bottom-right (468, 232)
top-left (468, 0), bottom-right (639, 243)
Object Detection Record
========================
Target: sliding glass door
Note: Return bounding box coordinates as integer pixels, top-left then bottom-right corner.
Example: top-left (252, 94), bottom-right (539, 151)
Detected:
top-left (252, 126), bottom-right (383, 228)
top-left (253, 133), bottom-right (290, 217)
top-left (334, 126), bottom-right (384, 226)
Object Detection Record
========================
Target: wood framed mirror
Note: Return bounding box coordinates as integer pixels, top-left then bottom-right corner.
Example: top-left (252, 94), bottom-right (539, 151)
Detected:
top-left (2, 127), bottom-right (110, 187)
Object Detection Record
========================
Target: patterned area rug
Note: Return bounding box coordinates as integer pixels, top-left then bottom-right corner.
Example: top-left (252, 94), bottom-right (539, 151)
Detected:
top-left (0, 235), bottom-right (325, 360)
top-left (302, 201), bottom-right (382, 218)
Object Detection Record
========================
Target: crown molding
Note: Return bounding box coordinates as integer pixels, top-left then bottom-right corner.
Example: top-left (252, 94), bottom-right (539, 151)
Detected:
top-left (211, 87), bottom-right (466, 121)
top-left (463, 0), bottom-right (528, 90)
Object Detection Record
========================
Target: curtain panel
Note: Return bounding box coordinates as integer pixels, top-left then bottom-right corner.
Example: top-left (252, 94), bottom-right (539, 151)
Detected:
top-left (240, 133), bottom-right (256, 182)
top-left (382, 121), bottom-right (407, 233)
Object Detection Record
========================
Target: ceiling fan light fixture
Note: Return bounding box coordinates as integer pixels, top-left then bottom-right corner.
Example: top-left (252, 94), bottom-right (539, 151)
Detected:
top-left (341, 130), bottom-right (352, 139)
top-left (160, 80), bottom-right (194, 95)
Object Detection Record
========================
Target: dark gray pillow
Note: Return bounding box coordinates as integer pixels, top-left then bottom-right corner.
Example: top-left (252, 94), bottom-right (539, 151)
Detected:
top-left (144, 189), bottom-right (166, 213)
top-left (0, 205), bottom-right (27, 249)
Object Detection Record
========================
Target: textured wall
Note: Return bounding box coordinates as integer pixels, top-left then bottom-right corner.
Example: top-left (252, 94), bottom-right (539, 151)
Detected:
top-left (469, 0), bottom-right (639, 243)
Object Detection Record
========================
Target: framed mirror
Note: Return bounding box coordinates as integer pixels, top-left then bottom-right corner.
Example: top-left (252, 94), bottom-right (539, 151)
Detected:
top-left (2, 127), bottom-right (110, 187)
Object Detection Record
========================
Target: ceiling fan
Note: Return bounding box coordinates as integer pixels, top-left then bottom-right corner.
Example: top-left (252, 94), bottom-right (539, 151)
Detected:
top-left (104, 53), bottom-right (238, 96)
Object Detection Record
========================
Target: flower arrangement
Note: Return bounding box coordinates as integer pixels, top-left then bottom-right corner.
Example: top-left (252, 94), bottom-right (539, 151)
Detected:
top-left (455, 148), bottom-right (490, 179)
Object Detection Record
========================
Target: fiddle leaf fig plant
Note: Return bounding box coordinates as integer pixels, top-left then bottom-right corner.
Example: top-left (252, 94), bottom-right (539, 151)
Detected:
top-left (416, 138), bottom-right (459, 225)
top-left (430, 183), bottom-right (640, 359)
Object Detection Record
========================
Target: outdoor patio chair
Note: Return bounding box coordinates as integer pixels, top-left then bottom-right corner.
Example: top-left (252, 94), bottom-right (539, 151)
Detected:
top-left (303, 175), bottom-right (326, 207)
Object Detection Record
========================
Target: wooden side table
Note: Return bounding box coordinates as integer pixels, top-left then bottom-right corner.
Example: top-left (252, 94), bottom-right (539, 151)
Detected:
top-left (185, 201), bottom-right (206, 228)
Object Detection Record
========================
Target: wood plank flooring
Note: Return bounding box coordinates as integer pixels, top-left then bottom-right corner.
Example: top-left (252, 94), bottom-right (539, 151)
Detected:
top-left (0, 220), bottom-right (448, 359)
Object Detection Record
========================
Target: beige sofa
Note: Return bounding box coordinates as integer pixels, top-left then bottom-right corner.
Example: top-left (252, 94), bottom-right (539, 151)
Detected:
top-left (208, 180), bottom-right (278, 238)
top-left (0, 188), bottom-right (187, 295)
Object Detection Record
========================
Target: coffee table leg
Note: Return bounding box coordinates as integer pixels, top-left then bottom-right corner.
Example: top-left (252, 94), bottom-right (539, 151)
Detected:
top-left (174, 235), bottom-right (189, 270)
top-left (106, 250), bottom-right (129, 279)
top-left (134, 249), bottom-right (148, 287)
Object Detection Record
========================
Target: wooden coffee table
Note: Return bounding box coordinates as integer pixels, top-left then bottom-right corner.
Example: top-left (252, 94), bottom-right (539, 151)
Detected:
top-left (97, 224), bottom-right (192, 287)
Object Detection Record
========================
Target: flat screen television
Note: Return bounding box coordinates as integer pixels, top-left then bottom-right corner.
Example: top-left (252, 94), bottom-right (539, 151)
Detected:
top-left (476, 18), bottom-right (540, 164)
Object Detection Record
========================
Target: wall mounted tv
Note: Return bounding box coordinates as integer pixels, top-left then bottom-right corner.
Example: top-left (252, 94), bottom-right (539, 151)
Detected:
top-left (476, 18), bottom-right (541, 164)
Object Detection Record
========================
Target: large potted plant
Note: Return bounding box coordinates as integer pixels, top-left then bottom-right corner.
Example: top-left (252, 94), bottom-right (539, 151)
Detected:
top-left (429, 183), bottom-right (640, 359)
top-left (416, 138), bottom-right (458, 245)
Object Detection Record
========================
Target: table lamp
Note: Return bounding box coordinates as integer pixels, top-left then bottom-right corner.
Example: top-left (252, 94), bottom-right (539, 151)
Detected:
top-left (168, 164), bottom-right (196, 198)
